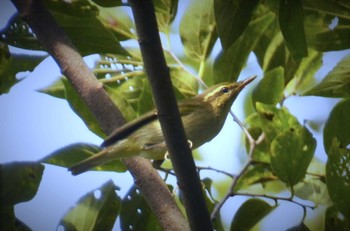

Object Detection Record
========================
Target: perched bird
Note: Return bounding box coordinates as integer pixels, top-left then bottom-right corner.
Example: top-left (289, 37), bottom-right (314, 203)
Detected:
top-left (69, 76), bottom-right (256, 175)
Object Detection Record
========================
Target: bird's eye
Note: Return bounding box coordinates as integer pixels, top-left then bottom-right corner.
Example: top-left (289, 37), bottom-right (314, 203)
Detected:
top-left (221, 87), bottom-right (229, 93)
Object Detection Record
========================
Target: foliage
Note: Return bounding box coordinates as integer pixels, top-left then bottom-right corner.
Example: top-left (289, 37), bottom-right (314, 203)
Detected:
top-left (1, 0), bottom-right (350, 230)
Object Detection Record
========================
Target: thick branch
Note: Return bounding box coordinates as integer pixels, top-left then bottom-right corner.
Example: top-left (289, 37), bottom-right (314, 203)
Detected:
top-left (10, 0), bottom-right (188, 230)
top-left (129, 0), bottom-right (213, 230)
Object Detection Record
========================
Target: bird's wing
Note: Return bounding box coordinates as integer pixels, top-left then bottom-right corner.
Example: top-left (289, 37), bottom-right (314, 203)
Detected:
top-left (101, 98), bottom-right (202, 148)
top-left (101, 110), bottom-right (158, 147)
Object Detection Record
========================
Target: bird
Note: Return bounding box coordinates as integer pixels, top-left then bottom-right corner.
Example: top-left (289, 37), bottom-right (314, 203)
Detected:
top-left (69, 76), bottom-right (256, 175)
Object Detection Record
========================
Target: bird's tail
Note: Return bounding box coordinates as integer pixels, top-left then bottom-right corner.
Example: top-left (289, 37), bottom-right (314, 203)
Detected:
top-left (69, 145), bottom-right (123, 176)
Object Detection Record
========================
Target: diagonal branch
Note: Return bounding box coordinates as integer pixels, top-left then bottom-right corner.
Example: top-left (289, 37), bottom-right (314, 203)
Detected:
top-left (10, 0), bottom-right (188, 230)
top-left (128, 0), bottom-right (213, 230)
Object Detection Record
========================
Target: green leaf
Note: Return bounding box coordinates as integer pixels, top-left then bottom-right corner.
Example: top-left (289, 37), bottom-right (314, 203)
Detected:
top-left (286, 223), bottom-right (311, 231)
top-left (59, 180), bottom-right (121, 231)
top-left (42, 143), bottom-right (127, 173)
top-left (303, 55), bottom-right (350, 98)
top-left (154, 0), bottom-right (178, 34)
top-left (325, 206), bottom-right (350, 231)
top-left (0, 14), bottom-right (43, 50)
top-left (214, 0), bottom-right (259, 50)
top-left (120, 185), bottom-right (162, 231)
top-left (213, 12), bottom-right (274, 83)
top-left (323, 99), bottom-right (350, 154)
top-left (270, 126), bottom-right (316, 186)
top-left (62, 78), bottom-right (106, 137)
top-left (179, 0), bottom-right (217, 62)
top-left (99, 7), bottom-right (136, 41)
top-left (90, 0), bottom-right (123, 7)
top-left (236, 164), bottom-right (277, 190)
top-left (303, 0), bottom-right (350, 51)
top-left (279, 0), bottom-right (308, 60)
top-left (252, 66), bottom-right (285, 106)
top-left (0, 162), bottom-right (44, 207)
top-left (0, 44), bottom-right (46, 94)
top-left (256, 103), bottom-right (300, 140)
top-left (294, 178), bottom-right (331, 206)
top-left (284, 49), bottom-right (322, 95)
top-left (326, 139), bottom-right (350, 218)
top-left (38, 78), bottom-right (65, 99)
top-left (230, 198), bottom-right (275, 231)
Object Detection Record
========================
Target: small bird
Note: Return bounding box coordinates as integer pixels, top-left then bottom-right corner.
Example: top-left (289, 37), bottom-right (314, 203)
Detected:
top-left (69, 76), bottom-right (256, 175)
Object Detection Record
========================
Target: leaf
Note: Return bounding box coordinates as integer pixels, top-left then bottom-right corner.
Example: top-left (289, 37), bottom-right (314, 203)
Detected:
top-left (294, 178), bottom-right (331, 206)
top-left (323, 99), bottom-right (350, 154)
top-left (325, 206), bottom-right (350, 231)
top-left (303, 55), bottom-right (350, 97)
top-left (326, 138), bottom-right (350, 218)
top-left (62, 78), bottom-right (106, 137)
top-left (213, 12), bottom-right (274, 83)
top-left (179, 0), bottom-right (217, 62)
top-left (236, 164), bottom-right (277, 190)
top-left (91, 0), bottom-right (123, 7)
top-left (279, 0), bottom-right (308, 60)
top-left (284, 48), bottom-right (322, 95)
top-left (270, 126), bottom-right (316, 186)
top-left (230, 198), bottom-right (275, 231)
top-left (42, 143), bottom-right (127, 173)
top-left (0, 162), bottom-right (44, 207)
top-left (214, 0), bottom-right (259, 50)
top-left (252, 66), bottom-right (285, 106)
top-left (120, 185), bottom-right (162, 231)
top-left (99, 7), bottom-right (136, 41)
top-left (286, 222), bottom-right (311, 231)
top-left (0, 44), bottom-right (46, 94)
top-left (38, 78), bottom-right (65, 99)
top-left (256, 103), bottom-right (300, 140)
top-left (59, 180), bottom-right (121, 231)
top-left (303, 0), bottom-right (350, 51)
top-left (0, 14), bottom-right (43, 50)
top-left (154, 0), bottom-right (178, 34)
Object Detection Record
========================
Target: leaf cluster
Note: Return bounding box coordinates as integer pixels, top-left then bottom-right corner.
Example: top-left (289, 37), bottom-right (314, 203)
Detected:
top-left (1, 0), bottom-right (350, 230)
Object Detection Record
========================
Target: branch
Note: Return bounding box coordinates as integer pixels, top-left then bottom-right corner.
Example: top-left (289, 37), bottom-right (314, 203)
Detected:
top-left (10, 0), bottom-right (188, 230)
top-left (128, 0), bottom-right (212, 230)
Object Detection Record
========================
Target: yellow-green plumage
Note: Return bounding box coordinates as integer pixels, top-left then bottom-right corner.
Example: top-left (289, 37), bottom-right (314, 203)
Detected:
top-left (69, 76), bottom-right (255, 175)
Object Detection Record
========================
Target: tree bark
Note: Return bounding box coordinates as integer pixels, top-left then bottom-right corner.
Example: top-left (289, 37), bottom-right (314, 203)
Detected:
top-left (129, 0), bottom-right (213, 230)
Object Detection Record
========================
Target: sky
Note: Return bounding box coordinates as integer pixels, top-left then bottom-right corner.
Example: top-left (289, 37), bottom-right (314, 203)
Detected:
top-left (1, 1), bottom-right (349, 230)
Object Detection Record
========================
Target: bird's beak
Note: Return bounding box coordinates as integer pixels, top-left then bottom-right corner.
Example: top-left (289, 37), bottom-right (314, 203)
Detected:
top-left (238, 75), bottom-right (256, 90)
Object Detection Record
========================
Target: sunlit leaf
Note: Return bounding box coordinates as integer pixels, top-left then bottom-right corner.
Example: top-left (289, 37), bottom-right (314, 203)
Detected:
top-left (90, 0), bottom-right (123, 7)
top-left (270, 126), bottom-right (316, 186)
top-left (236, 164), bottom-right (277, 190)
top-left (120, 185), bottom-right (162, 231)
top-left (154, 0), bottom-right (178, 33)
top-left (214, 0), bottom-right (259, 50)
top-left (42, 142), bottom-right (127, 173)
top-left (59, 180), bottom-right (121, 231)
top-left (0, 162), bottom-right (44, 207)
top-left (99, 7), bottom-right (136, 41)
top-left (0, 44), bottom-right (46, 94)
top-left (303, 55), bottom-right (350, 98)
top-left (213, 12), bottom-right (274, 83)
top-left (62, 78), bottom-right (106, 137)
top-left (323, 99), bottom-right (350, 154)
top-left (294, 178), bottom-right (331, 206)
top-left (326, 138), bottom-right (350, 218)
top-left (279, 0), bottom-right (308, 60)
top-left (230, 198), bottom-right (275, 231)
top-left (252, 66), bottom-right (284, 106)
top-left (180, 0), bottom-right (217, 62)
